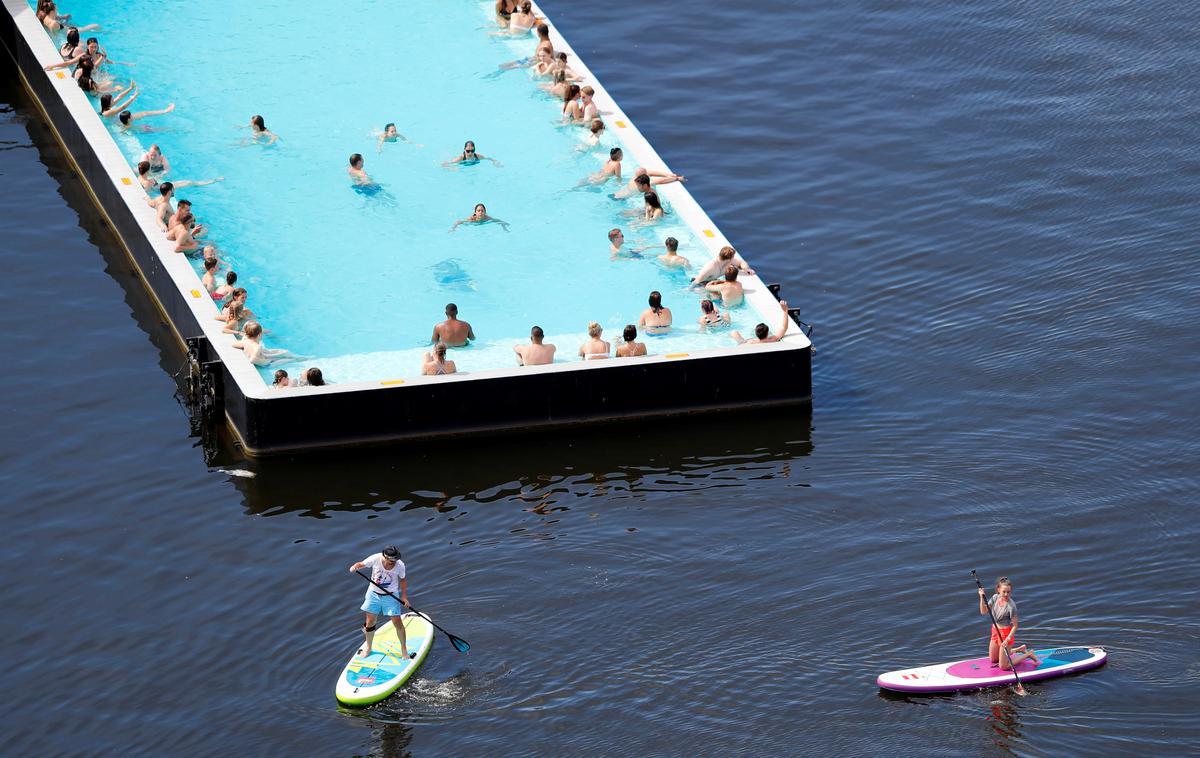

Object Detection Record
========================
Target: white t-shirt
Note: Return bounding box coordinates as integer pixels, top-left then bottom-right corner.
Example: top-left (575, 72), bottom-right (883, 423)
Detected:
top-left (362, 553), bottom-right (406, 599)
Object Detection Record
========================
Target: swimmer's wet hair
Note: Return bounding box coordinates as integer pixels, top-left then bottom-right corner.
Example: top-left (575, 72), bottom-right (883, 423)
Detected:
top-left (623, 324), bottom-right (637, 342)
top-left (608, 228), bottom-right (622, 242)
top-left (531, 325), bottom-right (544, 340)
top-left (610, 147), bottom-right (623, 159)
top-left (634, 174), bottom-right (650, 186)
top-left (118, 109), bottom-right (131, 124)
top-left (243, 321), bottom-right (263, 338)
top-left (725, 264), bottom-right (739, 281)
top-left (446, 303), bottom-right (458, 315)
top-left (665, 237), bottom-right (679, 251)
top-left (434, 342), bottom-right (448, 359)
top-left (701, 299), bottom-right (715, 314)
top-left (754, 323), bottom-right (769, 340)
top-left (226, 270), bottom-right (238, 285)
top-left (648, 291), bottom-right (663, 313)
top-left (252, 114), bottom-right (266, 130)
top-left (159, 182), bottom-right (174, 196)
top-left (137, 160), bottom-right (150, 175)
top-left (306, 367), bottom-right (325, 386)
top-left (587, 321), bottom-right (602, 338)
top-left (204, 258), bottom-right (219, 271)
top-left (349, 153), bottom-right (363, 167)
top-left (719, 246), bottom-right (737, 260)
top-left (273, 369), bottom-right (288, 384)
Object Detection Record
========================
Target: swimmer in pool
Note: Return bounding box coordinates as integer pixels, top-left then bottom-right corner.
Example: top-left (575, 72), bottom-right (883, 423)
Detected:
top-left (491, 1), bottom-right (535, 35)
top-left (375, 122), bottom-right (420, 152)
top-left (550, 52), bottom-right (583, 83)
top-left (658, 237), bottom-right (690, 270)
top-left (98, 81), bottom-right (138, 118)
top-left (498, 23), bottom-right (553, 70)
top-left (38, 1), bottom-right (97, 33)
top-left (137, 161), bottom-right (222, 192)
top-left (615, 325), bottom-right (648, 357)
top-left (221, 302), bottom-right (248, 337)
top-left (201, 258), bottom-right (220, 295)
top-left (543, 70), bottom-right (570, 101)
top-left (421, 342), bottom-right (458, 376)
top-left (495, 0), bottom-right (518, 27)
top-left (170, 211), bottom-right (201, 253)
top-left (241, 115), bottom-right (278, 145)
top-left (614, 167), bottom-right (687, 199)
top-left (430, 303), bottom-right (475, 347)
top-left (732, 301), bottom-right (791, 345)
top-left (636, 190), bottom-right (666, 225)
top-left (514, 325), bottom-right (557, 366)
top-left (58, 27), bottom-right (84, 60)
top-left (638, 291), bottom-right (673, 335)
top-left (347, 153), bottom-right (375, 185)
top-left (442, 140), bottom-right (501, 168)
top-left (578, 322), bottom-right (611, 360)
top-left (450, 203), bottom-right (510, 232)
top-left (706, 264), bottom-right (745, 307)
top-left (576, 118), bottom-right (604, 150)
top-left (692, 245), bottom-right (755, 286)
top-left (145, 181), bottom-right (174, 231)
top-left (141, 143), bottom-right (170, 174)
top-left (698, 299), bottom-right (731, 332)
top-left (167, 200), bottom-right (206, 240)
top-left (561, 84), bottom-right (583, 123)
top-left (580, 86), bottom-right (599, 122)
top-left (607, 228), bottom-right (646, 260)
top-left (212, 270), bottom-right (237, 303)
top-left (273, 370), bottom-right (290, 388)
top-left (231, 322), bottom-right (300, 366)
top-left (118, 102), bottom-right (175, 132)
top-left (585, 147), bottom-right (622, 186)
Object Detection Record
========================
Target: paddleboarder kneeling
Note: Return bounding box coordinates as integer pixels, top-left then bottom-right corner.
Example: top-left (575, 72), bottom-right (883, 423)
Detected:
top-left (978, 576), bottom-right (1040, 670)
top-left (349, 545), bottom-right (414, 659)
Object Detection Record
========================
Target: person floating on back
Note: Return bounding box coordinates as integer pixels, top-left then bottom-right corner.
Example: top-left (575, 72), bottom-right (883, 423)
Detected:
top-left (348, 546), bottom-right (413, 660)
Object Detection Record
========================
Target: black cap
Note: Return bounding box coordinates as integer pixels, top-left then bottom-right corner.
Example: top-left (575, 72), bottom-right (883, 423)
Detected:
top-left (382, 545), bottom-right (401, 560)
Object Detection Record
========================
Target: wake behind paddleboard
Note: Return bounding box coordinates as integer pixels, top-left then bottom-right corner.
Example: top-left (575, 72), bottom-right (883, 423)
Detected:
top-left (335, 612), bottom-right (434, 706)
top-left (877, 646), bottom-right (1106, 693)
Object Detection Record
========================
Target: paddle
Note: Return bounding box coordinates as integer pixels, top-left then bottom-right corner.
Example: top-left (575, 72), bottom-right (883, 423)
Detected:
top-left (355, 570), bottom-right (471, 653)
top-left (972, 570), bottom-right (1026, 696)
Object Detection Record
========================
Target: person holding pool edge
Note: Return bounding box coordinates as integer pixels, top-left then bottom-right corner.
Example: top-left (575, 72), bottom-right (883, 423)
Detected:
top-left (349, 545), bottom-right (413, 659)
top-left (978, 575), bottom-right (1039, 670)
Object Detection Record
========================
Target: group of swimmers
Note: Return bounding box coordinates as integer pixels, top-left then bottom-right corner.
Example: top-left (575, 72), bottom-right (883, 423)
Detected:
top-left (37, 2), bottom-right (795, 384)
top-left (35, 8), bottom-right (329, 387)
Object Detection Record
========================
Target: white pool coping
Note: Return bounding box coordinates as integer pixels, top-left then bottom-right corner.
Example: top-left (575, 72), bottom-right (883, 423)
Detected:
top-left (7, 0), bottom-right (811, 403)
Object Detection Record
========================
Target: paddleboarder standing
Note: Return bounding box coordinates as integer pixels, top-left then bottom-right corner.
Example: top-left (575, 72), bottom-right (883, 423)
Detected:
top-left (978, 576), bottom-right (1040, 670)
top-left (349, 545), bottom-right (413, 659)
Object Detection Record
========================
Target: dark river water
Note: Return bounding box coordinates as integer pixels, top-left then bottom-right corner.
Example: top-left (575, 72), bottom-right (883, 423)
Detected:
top-left (2, 1), bottom-right (1198, 755)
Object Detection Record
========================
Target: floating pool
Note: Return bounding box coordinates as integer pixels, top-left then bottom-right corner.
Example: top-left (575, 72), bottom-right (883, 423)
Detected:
top-left (30, 0), bottom-right (784, 383)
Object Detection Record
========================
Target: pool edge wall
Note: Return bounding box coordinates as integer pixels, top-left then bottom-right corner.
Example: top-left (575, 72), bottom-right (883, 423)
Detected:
top-left (2, 3), bottom-right (812, 457)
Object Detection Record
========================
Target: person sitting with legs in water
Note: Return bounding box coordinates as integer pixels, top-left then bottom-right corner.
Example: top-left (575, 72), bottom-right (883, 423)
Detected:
top-left (514, 325), bottom-right (557, 366)
top-left (615, 324), bottom-right (647, 357)
top-left (430, 303), bottom-right (475, 347)
top-left (638, 291), bottom-right (672, 335)
top-left (978, 576), bottom-right (1041, 670)
top-left (578, 321), bottom-right (611, 360)
top-left (422, 342), bottom-right (458, 376)
top-left (732, 301), bottom-right (791, 345)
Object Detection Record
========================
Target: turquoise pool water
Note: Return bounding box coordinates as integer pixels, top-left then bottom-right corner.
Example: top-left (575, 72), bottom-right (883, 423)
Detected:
top-left (35, 0), bottom-right (776, 382)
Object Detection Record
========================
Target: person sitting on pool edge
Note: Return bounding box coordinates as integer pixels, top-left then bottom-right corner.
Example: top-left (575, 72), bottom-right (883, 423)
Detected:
top-left (430, 303), bottom-right (475, 347)
top-left (615, 325), bottom-right (647, 357)
top-left (514, 325), bottom-right (556, 366)
top-left (731, 300), bottom-right (791, 345)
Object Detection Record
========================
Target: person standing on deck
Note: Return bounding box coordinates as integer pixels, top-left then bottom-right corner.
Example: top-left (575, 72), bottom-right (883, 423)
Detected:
top-left (349, 546), bottom-right (413, 659)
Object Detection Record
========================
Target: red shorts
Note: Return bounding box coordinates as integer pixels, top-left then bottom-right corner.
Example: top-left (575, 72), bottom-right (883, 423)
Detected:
top-left (990, 626), bottom-right (1014, 646)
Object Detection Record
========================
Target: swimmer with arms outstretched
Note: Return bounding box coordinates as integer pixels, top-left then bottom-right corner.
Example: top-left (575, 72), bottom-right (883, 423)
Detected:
top-left (430, 303), bottom-right (475, 347)
top-left (614, 167), bottom-right (686, 199)
top-left (118, 103), bottom-right (175, 132)
top-left (514, 325), bottom-right (556, 366)
top-left (375, 122), bottom-right (421, 152)
top-left (450, 203), bottom-right (509, 232)
top-left (443, 140), bottom-right (501, 168)
top-left (731, 301), bottom-right (791, 345)
top-left (98, 81), bottom-right (138, 118)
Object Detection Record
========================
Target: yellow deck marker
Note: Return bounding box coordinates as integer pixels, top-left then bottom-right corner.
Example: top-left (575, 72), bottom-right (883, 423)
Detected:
top-left (615, 120), bottom-right (627, 128)
top-left (703, 229), bottom-right (715, 238)
top-left (120, 177), bottom-right (132, 185)
top-left (189, 289), bottom-right (202, 298)
top-left (55, 71), bottom-right (65, 79)
top-left (380, 379), bottom-right (405, 386)
top-left (665, 353), bottom-right (689, 359)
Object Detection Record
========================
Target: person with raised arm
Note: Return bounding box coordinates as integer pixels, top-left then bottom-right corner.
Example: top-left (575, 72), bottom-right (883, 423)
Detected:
top-left (98, 81), bottom-right (138, 118)
top-left (692, 246), bottom-right (754, 286)
top-left (731, 301), bottom-right (791, 345)
top-left (118, 102), bottom-right (175, 132)
top-left (614, 167), bottom-right (687, 199)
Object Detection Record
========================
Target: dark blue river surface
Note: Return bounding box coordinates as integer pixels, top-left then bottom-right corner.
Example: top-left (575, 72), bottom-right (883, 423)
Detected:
top-left (2, 1), bottom-right (1198, 755)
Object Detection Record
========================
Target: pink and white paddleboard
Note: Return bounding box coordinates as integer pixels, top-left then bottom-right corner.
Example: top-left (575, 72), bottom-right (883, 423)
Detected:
top-left (877, 646), bottom-right (1107, 693)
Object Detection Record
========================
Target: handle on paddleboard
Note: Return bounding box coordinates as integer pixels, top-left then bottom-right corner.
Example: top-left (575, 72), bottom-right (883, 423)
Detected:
top-left (354, 570), bottom-right (471, 653)
top-left (972, 570), bottom-right (1026, 695)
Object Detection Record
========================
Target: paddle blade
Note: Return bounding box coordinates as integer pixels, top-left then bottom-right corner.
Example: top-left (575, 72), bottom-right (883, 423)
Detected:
top-left (1014, 683), bottom-right (1027, 696)
top-left (448, 633), bottom-right (471, 653)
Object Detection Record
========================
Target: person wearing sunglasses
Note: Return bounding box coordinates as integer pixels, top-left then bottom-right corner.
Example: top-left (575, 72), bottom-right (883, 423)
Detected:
top-left (442, 140), bottom-right (501, 168)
